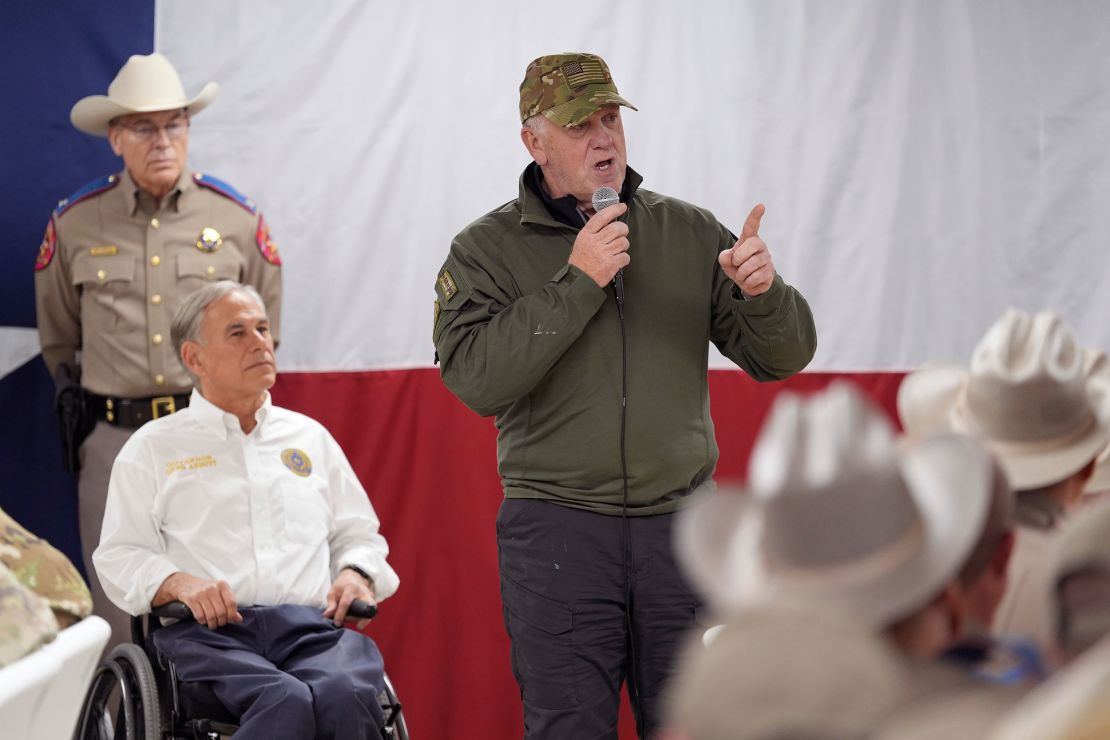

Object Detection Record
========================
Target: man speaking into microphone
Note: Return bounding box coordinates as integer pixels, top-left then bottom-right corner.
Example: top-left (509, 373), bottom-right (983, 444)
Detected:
top-left (432, 52), bottom-right (816, 738)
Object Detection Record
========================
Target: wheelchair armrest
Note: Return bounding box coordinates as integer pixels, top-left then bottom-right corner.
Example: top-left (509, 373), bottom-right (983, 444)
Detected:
top-left (150, 599), bottom-right (378, 621)
top-left (151, 601), bottom-right (194, 621)
top-left (348, 599), bottom-right (379, 619)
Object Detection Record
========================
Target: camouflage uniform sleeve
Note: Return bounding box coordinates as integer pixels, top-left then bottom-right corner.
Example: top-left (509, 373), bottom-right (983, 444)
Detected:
top-left (241, 211), bottom-right (283, 345)
top-left (0, 506), bottom-right (92, 628)
top-left (33, 215), bottom-right (81, 378)
top-left (432, 237), bottom-right (607, 418)
top-left (0, 562), bottom-right (58, 667)
top-left (709, 222), bottom-right (817, 380)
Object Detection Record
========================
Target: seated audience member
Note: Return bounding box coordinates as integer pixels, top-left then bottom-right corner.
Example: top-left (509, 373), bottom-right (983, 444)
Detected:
top-left (1040, 500), bottom-right (1110, 667)
top-left (901, 383), bottom-right (1044, 684)
top-left (1081, 349), bottom-right (1110, 506)
top-left (989, 505), bottom-right (1110, 740)
top-left (0, 561), bottom-right (58, 666)
top-left (677, 382), bottom-right (993, 660)
top-left (666, 603), bottom-right (910, 740)
top-left (0, 506), bottom-right (92, 628)
top-left (93, 281), bottom-right (399, 740)
top-left (896, 309), bottom-right (1110, 649)
top-left (675, 383), bottom-right (1026, 736)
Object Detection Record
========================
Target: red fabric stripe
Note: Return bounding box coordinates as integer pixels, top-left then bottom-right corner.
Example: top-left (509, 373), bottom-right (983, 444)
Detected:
top-left (271, 368), bottom-right (906, 740)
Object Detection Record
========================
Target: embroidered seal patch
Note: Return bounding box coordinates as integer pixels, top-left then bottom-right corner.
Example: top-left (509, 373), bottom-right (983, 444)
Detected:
top-left (256, 216), bottom-right (281, 265)
top-left (34, 219), bottom-right (57, 271)
top-left (281, 448), bottom-right (312, 477)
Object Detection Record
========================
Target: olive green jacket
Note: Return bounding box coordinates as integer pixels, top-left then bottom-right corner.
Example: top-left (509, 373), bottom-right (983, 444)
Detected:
top-left (433, 167), bottom-right (816, 514)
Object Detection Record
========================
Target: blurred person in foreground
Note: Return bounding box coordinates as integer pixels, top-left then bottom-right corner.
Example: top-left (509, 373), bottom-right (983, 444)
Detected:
top-left (897, 309), bottom-right (1109, 651)
top-left (675, 382), bottom-right (1026, 738)
top-left (983, 502), bottom-right (1110, 740)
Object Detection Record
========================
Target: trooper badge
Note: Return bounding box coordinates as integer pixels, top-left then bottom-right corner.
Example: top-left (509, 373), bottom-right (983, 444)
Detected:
top-left (196, 227), bottom-right (223, 253)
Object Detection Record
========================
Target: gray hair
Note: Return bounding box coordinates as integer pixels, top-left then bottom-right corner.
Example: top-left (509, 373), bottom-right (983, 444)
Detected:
top-left (171, 281), bottom-right (266, 379)
top-left (523, 113), bottom-right (549, 133)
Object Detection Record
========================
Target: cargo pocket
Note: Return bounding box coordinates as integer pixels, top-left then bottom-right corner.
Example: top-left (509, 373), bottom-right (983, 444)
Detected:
top-left (500, 575), bottom-right (579, 710)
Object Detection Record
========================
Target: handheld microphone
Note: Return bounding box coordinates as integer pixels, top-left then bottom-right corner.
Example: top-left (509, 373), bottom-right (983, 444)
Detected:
top-left (591, 187), bottom-right (625, 302)
top-left (592, 186), bottom-right (620, 213)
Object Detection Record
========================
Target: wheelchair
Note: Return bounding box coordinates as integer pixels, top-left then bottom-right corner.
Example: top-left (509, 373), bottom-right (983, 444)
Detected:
top-left (75, 600), bottom-right (408, 740)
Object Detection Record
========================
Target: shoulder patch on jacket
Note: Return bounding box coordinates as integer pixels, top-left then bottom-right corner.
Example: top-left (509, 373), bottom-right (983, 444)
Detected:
top-left (34, 218), bottom-right (57, 272)
top-left (193, 172), bottom-right (258, 214)
top-left (53, 174), bottom-right (120, 219)
top-left (255, 215), bottom-right (281, 265)
top-left (434, 257), bottom-right (473, 310)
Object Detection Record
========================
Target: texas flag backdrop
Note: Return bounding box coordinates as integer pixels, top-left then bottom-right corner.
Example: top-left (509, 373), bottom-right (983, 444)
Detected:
top-left (3, 2), bottom-right (1110, 738)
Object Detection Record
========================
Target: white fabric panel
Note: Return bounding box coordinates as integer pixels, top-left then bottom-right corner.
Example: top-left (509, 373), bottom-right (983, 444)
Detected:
top-left (0, 327), bottom-right (43, 380)
top-left (156, 0), bottom-right (1110, 372)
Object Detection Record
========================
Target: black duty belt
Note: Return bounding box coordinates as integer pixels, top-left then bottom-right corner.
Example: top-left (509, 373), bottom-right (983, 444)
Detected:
top-left (86, 393), bottom-right (190, 429)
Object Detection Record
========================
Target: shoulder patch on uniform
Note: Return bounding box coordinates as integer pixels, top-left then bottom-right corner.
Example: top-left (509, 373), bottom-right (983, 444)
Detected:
top-left (192, 172), bottom-right (258, 214)
top-left (34, 218), bottom-right (57, 272)
top-left (53, 174), bottom-right (120, 219)
top-left (437, 268), bottom-right (458, 302)
top-left (255, 215), bottom-right (281, 265)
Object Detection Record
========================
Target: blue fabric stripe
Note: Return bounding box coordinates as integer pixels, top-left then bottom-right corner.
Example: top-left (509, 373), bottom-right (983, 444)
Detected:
top-left (0, 0), bottom-right (156, 574)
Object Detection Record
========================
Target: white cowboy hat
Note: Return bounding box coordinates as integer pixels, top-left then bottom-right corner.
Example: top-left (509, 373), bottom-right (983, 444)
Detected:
top-left (897, 309), bottom-right (1110, 491)
top-left (70, 53), bottom-right (219, 137)
top-left (1082, 350), bottom-right (1110, 494)
top-left (676, 381), bottom-right (994, 627)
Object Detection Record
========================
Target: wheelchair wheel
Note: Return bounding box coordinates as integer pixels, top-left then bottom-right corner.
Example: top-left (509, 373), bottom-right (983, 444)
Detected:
top-left (379, 673), bottom-right (409, 740)
top-left (75, 643), bottom-right (162, 740)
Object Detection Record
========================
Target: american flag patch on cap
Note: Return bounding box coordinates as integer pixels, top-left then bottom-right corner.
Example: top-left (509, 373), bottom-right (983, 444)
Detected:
top-left (562, 59), bottom-right (608, 88)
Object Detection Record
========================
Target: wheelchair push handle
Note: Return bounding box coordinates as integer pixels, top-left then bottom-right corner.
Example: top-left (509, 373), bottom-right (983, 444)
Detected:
top-left (151, 599), bottom-right (379, 621)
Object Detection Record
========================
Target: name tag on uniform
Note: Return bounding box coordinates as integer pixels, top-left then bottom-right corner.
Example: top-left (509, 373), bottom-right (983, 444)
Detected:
top-left (89, 245), bottom-right (119, 257)
top-left (165, 455), bottom-right (217, 475)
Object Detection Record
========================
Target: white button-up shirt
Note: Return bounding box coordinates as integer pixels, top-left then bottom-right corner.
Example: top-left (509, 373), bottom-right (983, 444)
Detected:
top-left (94, 390), bottom-right (399, 616)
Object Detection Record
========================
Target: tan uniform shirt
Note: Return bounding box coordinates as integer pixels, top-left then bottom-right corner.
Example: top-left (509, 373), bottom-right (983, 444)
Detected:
top-left (34, 167), bottom-right (282, 397)
top-left (992, 524), bottom-right (1055, 648)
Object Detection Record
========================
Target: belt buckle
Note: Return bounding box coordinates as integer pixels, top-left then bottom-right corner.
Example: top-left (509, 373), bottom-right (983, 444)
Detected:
top-left (151, 395), bottom-right (177, 420)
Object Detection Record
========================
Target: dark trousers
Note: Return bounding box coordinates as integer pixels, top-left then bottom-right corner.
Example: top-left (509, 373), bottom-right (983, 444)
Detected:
top-left (153, 604), bottom-right (385, 740)
top-left (496, 498), bottom-right (702, 740)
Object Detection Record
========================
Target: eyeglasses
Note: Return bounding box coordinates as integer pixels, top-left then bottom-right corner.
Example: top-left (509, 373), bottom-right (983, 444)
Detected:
top-left (114, 118), bottom-right (190, 142)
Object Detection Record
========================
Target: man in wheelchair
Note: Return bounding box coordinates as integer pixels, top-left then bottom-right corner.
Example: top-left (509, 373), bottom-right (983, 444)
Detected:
top-left (92, 280), bottom-right (400, 740)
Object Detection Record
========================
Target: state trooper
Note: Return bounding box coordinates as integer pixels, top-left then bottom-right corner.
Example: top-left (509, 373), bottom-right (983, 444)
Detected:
top-left (34, 52), bottom-right (283, 650)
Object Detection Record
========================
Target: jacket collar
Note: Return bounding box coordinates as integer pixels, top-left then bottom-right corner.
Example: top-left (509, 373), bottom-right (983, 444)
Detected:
top-left (518, 162), bottom-right (643, 230)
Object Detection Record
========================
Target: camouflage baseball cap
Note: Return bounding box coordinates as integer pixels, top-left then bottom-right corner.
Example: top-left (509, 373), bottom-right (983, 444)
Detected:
top-left (519, 52), bottom-right (637, 127)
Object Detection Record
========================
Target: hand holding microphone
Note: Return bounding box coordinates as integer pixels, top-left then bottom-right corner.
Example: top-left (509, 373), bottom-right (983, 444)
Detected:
top-left (568, 187), bottom-right (629, 288)
top-left (719, 203), bottom-right (776, 298)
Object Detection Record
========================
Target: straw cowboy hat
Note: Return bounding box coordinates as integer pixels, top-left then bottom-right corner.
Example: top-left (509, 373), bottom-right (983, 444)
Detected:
top-left (676, 381), bottom-right (994, 627)
top-left (897, 309), bottom-right (1110, 491)
top-left (1082, 350), bottom-right (1110, 494)
top-left (669, 603), bottom-right (910, 740)
top-left (70, 53), bottom-right (219, 137)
